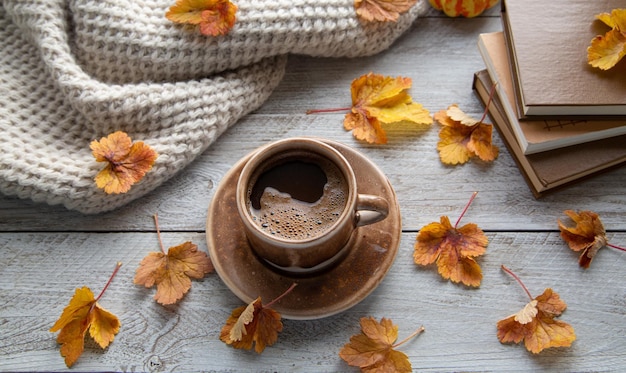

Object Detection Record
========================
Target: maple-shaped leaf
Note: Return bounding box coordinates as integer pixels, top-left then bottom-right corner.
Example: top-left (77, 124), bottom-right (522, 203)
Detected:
top-left (339, 316), bottom-right (424, 373)
top-left (134, 215), bottom-right (213, 305)
top-left (588, 8), bottom-right (626, 70)
top-left (307, 72), bottom-right (432, 144)
top-left (354, 0), bottom-right (418, 23)
top-left (414, 192), bottom-right (488, 287)
top-left (557, 210), bottom-right (626, 268)
top-left (50, 263), bottom-right (122, 367)
top-left (497, 266), bottom-right (576, 354)
top-left (134, 242), bottom-right (213, 304)
top-left (166, 0), bottom-right (237, 36)
top-left (220, 297), bottom-right (283, 353)
top-left (90, 131), bottom-right (158, 194)
top-left (345, 73), bottom-right (432, 144)
top-left (435, 104), bottom-right (499, 165)
top-left (220, 284), bottom-right (296, 353)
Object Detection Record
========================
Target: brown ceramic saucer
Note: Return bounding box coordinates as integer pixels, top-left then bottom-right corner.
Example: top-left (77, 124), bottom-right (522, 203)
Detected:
top-left (206, 138), bottom-right (401, 320)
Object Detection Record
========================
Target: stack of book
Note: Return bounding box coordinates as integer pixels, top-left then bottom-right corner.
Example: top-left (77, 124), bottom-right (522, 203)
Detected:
top-left (473, 0), bottom-right (626, 197)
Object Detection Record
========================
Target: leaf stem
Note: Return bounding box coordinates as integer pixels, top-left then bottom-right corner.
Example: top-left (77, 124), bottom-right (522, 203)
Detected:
top-left (264, 283), bottom-right (298, 309)
top-left (95, 262), bottom-right (122, 302)
top-left (153, 213), bottom-right (166, 254)
top-left (455, 191), bottom-right (478, 229)
top-left (607, 243), bottom-right (626, 252)
top-left (501, 265), bottom-right (533, 300)
top-left (392, 325), bottom-right (425, 349)
top-left (306, 107), bottom-right (351, 115)
top-left (479, 82), bottom-right (498, 123)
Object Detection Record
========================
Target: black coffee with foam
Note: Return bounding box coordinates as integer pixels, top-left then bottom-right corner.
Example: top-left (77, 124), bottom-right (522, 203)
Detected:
top-left (247, 156), bottom-right (348, 241)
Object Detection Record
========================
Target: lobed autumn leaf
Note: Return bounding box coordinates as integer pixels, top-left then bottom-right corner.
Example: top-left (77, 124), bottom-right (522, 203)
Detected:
top-left (414, 192), bottom-right (488, 287)
top-left (307, 72), bottom-right (431, 144)
top-left (220, 284), bottom-right (296, 353)
top-left (134, 241), bottom-right (213, 305)
top-left (166, 0), bottom-right (237, 36)
top-left (558, 210), bottom-right (607, 268)
top-left (557, 210), bottom-right (626, 268)
top-left (90, 131), bottom-right (158, 194)
top-left (50, 263), bottom-right (122, 367)
top-left (346, 72), bottom-right (432, 144)
top-left (435, 104), bottom-right (498, 165)
top-left (588, 9), bottom-right (626, 70)
top-left (220, 297), bottom-right (283, 353)
top-left (429, 0), bottom-right (499, 18)
top-left (497, 288), bottom-right (576, 354)
top-left (354, 0), bottom-right (418, 23)
top-left (497, 266), bottom-right (576, 354)
top-left (339, 317), bottom-right (424, 373)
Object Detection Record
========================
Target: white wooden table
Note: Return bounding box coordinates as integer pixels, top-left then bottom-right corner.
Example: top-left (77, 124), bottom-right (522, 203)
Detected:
top-left (1, 8), bottom-right (625, 372)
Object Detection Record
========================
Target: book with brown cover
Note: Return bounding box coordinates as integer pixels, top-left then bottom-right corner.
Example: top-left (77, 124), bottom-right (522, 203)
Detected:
top-left (473, 69), bottom-right (626, 198)
top-left (501, 0), bottom-right (626, 116)
top-left (478, 31), bottom-right (626, 154)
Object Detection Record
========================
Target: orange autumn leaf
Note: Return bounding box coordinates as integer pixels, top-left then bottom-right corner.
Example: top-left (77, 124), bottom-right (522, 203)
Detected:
top-left (429, 0), bottom-right (499, 18)
top-left (435, 104), bottom-right (498, 165)
top-left (339, 317), bottom-right (424, 373)
top-left (134, 241), bottom-right (213, 304)
top-left (557, 210), bottom-right (626, 268)
top-left (414, 192), bottom-right (487, 287)
top-left (220, 297), bottom-right (283, 353)
top-left (50, 263), bottom-right (122, 367)
top-left (588, 9), bottom-right (626, 70)
top-left (166, 0), bottom-right (237, 36)
top-left (354, 0), bottom-right (418, 23)
top-left (134, 215), bottom-right (213, 305)
top-left (90, 131), bottom-right (158, 194)
top-left (220, 284), bottom-right (296, 353)
top-left (346, 72), bottom-right (433, 143)
top-left (307, 72), bottom-right (432, 144)
top-left (346, 73), bottom-right (432, 144)
top-left (498, 266), bottom-right (576, 354)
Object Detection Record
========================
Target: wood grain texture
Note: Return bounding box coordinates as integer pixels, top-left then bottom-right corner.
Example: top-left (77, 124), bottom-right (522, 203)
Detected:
top-left (1, 7), bottom-right (625, 372)
top-left (0, 16), bottom-right (624, 232)
top-left (1, 232), bottom-right (624, 372)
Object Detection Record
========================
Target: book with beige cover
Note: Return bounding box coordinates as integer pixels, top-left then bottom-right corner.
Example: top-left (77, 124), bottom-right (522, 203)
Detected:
top-left (473, 70), bottom-right (626, 197)
top-left (478, 32), bottom-right (626, 154)
top-left (502, 0), bottom-right (626, 116)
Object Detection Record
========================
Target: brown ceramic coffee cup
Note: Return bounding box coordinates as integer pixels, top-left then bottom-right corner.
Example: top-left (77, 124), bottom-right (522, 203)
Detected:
top-left (236, 137), bottom-right (389, 274)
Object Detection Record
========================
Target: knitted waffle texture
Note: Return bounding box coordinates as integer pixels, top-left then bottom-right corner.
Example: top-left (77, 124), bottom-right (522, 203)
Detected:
top-left (0, 0), bottom-right (428, 214)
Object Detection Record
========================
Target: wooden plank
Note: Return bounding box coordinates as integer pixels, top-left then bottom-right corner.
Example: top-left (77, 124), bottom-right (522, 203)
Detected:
top-left (1, 16), bottom-right (625, 232)
top-left (0, 17), bottom-right (626, 231)
top-left (1, 232), bottom-right (624, 371)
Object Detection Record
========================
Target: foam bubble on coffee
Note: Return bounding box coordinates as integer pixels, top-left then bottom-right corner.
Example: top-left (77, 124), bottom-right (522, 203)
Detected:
top-left (249, 164), bottom-right (348, 241)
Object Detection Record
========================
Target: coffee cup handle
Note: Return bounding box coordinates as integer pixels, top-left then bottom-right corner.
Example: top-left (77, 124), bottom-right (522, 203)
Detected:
top-left (355, 194), bottom-right (389, 227)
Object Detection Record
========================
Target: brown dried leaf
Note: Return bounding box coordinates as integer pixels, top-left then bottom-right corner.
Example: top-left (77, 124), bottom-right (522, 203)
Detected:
top-left (354, 0), bottom-right (418, 22)
top-left (558, 210), bottom-right (608, 268)
top-left (220, 297), bottom-right (284, 353)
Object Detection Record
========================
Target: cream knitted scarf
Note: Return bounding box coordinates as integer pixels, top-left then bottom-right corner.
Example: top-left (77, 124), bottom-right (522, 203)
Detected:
top-left (0, 0), bottom-right (428, 214)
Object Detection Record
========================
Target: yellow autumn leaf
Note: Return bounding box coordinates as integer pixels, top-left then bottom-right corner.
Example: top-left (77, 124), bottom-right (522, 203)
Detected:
top-left (50, 263), bottom-right (122, 367)
top-left (435, 104), bottom-right (498, 165)
top-left (588, 8), bottom-right (626, 70)
top-left (307, 72), bottom-right (432, 144)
